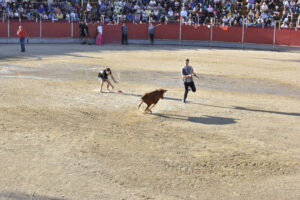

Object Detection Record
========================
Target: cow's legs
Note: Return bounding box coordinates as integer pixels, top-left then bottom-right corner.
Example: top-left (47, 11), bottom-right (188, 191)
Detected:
top-left (148, 103), bottom-right (157, 113)
top-left (144, 104), bottom-right (152, 113)
top-left (138, 100), bottom-right (143, 109)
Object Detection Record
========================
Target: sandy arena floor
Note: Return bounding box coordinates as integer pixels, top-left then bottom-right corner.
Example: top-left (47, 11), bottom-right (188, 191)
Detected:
top-left (0, 44), bottom-right (300, 200)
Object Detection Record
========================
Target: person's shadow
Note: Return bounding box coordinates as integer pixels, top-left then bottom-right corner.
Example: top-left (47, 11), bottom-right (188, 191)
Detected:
top-left (153, 113), bottom-right (238, 125)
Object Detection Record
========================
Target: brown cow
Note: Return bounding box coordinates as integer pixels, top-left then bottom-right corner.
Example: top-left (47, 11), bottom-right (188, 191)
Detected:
top-left (138, 89), bottom-right (167, 113)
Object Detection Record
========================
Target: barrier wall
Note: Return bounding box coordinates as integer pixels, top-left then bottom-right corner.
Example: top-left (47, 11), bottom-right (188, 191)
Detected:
top-left (42, 21), bottom-right (71, 38)
top-left (155, 23), bottom-right (179, 40)
top-left (1, 21), bottom-right (300, 47)
top-left (0, 21), bottom-right (8, 37)
top-left (276, 29), bottom-right (300, 46)
top-left (182, 25), bottom-right (210, 41)
top-left (213, 26), bottom-right (242, 43)
top-left (244, 27), bottom-right (273, 44)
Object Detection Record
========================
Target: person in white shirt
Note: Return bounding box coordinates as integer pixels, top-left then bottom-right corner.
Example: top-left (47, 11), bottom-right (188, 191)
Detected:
top-left (70, 11), bottom-right (76, 20)
top-left (42, 12), bottom-right (48, 20)
top-left (87, 1), bottom-right (92, 13)
top-left (96, 23), bottom-right (104, 45)
top-left (168, 8), bottom-right (174, 16)
top-left (180, 7), bottom-right (188, 21)
top-left (261, 2), bottom-right (268, 12)
top-left (149, 0), bottom-right (156, 6)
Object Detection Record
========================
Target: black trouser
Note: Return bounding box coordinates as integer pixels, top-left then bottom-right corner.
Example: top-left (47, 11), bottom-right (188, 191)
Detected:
top-left (184, 81), bottom-right (196, 102)
top-left (149, 33), bottom-right (154, 45)
top-left (122, 34), bottom-right (128, 45)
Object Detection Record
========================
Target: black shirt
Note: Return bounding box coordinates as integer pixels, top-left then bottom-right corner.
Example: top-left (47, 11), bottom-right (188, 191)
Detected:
top-left (98, 69), bottom-right (110, 79)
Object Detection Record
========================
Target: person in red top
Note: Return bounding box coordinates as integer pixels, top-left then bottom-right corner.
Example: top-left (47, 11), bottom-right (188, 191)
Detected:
top-left (17, 26), bottom-right (27, 52)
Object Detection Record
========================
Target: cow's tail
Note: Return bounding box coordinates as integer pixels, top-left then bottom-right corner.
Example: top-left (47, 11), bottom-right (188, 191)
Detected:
top-left (138, 100), bottom-right (143, 110)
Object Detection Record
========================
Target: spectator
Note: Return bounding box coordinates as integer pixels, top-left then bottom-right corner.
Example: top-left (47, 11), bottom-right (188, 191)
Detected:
top-left (0, 0), bottom-right (299, 28)
top-left (87, 1), bottom-right (92, 14)
top-left (180, 7), bottom-right (188, 22)
top-left (142, 9), bottom-right (149, 22)
top-left (38, 5), bottom-right (45, 15)
top-left (56, 11), bottom-right (64, 20)
top-left (246, 0), bottom-right (255, 10)
top-left (41, 12), bottom-right (48, 20)
top-left (96, 22), bottom-right (104, 45)
top-left (121, 23), bottom-right (128, 45)
top-left (261, 2), bottom-right (269, 13)
top-left (153, 7), bottom-right (160, 22)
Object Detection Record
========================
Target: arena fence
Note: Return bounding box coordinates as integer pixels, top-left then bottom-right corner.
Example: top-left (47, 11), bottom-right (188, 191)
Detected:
top-left (1, 19), bottom-right (300, 47)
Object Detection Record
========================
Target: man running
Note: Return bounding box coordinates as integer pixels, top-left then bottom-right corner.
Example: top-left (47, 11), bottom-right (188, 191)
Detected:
top-left (182, 58), bottom-right (198, 103)
top-left (98, 68), bottom-right (117, 93)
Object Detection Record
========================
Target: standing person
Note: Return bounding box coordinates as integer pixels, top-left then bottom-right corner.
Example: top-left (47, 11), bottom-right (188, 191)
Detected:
top-left (17, 26), bottom-right (27, 52)
top-left (96, 22), bottom-right (104, 45)
top-left (98, 68), bottom-right (118, 93)
top-left (79, 21), bottom-right (85, 44)
top-left (121, 23), bottom-right (128, 45)
top-left (182, 58), bottom-right (198, 103)
top-left (83, 22), bottom-right (91, 45)
top-left (148, 23), bottom-right (161, 45)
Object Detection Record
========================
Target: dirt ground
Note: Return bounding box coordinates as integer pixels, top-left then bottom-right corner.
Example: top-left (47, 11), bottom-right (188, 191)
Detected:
top-left (0, 44), bottom-right (300, 200)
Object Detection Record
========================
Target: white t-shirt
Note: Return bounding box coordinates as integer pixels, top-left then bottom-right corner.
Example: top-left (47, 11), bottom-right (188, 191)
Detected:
top-left (87, 3), bottom-right (92, 12)
top-left (97, 25), bottom-right (103, 34)
top-left (180, 10), bottom-right (187, 18)
top-left (149, 0), bottom-right (156, 6)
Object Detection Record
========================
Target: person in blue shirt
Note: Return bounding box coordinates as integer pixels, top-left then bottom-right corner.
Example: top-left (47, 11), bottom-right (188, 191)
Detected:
top-left (181, 58), bottom-right (198, 103)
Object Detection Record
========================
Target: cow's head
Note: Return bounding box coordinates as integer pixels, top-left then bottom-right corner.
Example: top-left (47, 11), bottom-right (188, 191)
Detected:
top-left (157, 89), bottom-right (167, 99)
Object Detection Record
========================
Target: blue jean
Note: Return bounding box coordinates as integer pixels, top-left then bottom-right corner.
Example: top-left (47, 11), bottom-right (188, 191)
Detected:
top-left (20, 38), bottom-right (25, 51)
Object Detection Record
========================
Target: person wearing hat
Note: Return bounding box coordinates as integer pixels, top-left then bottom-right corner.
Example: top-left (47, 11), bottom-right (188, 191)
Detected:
top-left (98, 68), bottom-right (118, 93)
top-left (181, 58), bottom-right (198, 103)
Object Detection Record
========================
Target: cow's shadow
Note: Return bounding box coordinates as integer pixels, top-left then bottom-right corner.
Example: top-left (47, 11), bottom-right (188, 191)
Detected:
top-left (153, 113), bottom-right (237, 125)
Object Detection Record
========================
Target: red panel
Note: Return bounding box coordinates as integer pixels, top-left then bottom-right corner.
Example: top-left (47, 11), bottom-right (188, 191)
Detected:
top-left (213, 26), bottom-right (242, 42)
top-left (0, 21), bottom-right (8, 37)
top-left (155, 23), bottom-right (179, 40)
top-left (276, 29), bottom-right (300, 46)
top-left (9, 20), bottom-right (40, 38)
top-left (87, 23), bottom-right (98, 38)
top-left (182, 24), bottom-right (210, 41)
top-left (42, 21), bottom-right (71, 38)
top-left (73, 22), bottom-right (80, 38)
top-left (244, 27), bottom-right (273, 44)
top-left (127, 23), bottom-right (148, 39)
top-left (103, 25), bottom-right (121, 44)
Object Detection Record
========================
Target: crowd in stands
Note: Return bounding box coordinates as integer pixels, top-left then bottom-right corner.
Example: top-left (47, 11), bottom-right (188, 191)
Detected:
top-left (0, 0), bottom-right (300, 28)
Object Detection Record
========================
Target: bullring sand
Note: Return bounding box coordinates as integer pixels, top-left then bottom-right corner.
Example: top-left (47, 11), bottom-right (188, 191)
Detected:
top-left (0, 44), bottom-right (300, 200)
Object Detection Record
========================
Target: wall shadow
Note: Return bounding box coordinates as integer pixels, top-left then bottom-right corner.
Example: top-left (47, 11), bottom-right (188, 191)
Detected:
top-left (233, 106), bottom-right (300, 117)
top-left (153, 113), bottom-right (237, 125)
top-left (0, 191), bottom-right (67, 200)
top-left (0, 44), bottom-right (216, 62)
